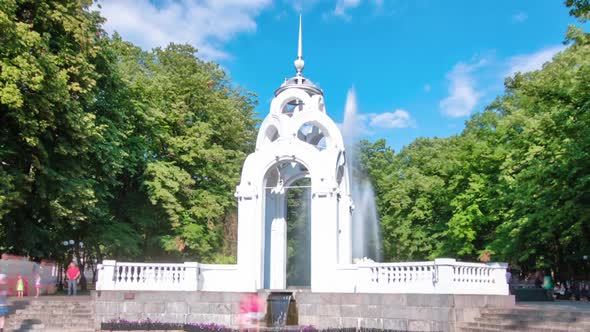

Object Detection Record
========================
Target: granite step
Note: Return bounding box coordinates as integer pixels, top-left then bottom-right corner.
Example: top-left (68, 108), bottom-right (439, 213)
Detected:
top-left (5, 297), bottom-right (95, 332)
top-left (459, 305), bottom-right (590, 332)
top-left (459, 320), bottom-right (589, 332)
top-left (478, 313), bottom-right (590, 323)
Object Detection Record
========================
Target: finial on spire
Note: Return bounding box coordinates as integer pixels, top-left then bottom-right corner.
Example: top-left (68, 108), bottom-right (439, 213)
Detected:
top-left (294, 14), bottom-right (304, 76)
top-left (298, 14), bottom-right (302, 59)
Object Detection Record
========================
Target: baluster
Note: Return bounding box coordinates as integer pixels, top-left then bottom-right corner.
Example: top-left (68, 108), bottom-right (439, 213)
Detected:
top-left (146, 266), bottom-right (151, 284)
top-left (385, 267), bottom-right (391, 285)
top-left (122, 266), bottom-right (128, 283)
top-left (137, 266), bottom-right (142, 283)
top-left (162, 266), bottom-right (168, 286)
top-left (115, 266), bottom-right (120, 283)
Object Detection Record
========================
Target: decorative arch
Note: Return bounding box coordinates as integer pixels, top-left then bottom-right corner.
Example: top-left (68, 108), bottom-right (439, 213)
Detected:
top-left (297, 122), bottom-right (327, 150)
top-left (256, 114), bottom-right (285, 148)
top-left (290, 111), bottom-right (344, 149)
top-left (264, 125), bottom-right (279, 144)
top-left (271, 89), bottom-right (312, 116)
top-left (310, 94), bottom-right (326, 113)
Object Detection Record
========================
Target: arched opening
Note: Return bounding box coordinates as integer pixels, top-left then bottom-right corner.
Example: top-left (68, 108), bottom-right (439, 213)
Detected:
top-left (281, 98), bottom-right (304, 117)
top-left (286, 176), bottom-right (311, 288)
top-left (297, 122), bottom-right (327, 150)
top-left (264, 125), bottom-right (279, 144)
top-left (262, 160), bottom-right (311, 289)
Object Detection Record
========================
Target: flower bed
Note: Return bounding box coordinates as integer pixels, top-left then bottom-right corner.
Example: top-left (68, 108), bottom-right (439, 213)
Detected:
top-left (101, 320), bottom-right (229, 331)
top-left (101, 320), bottom-right (415, 332)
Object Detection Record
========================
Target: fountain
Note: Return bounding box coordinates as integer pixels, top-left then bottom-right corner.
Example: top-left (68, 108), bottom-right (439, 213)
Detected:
top-left (94, 14), bottom-right (512, 332)
top-left (266, 292), bottom-right (297, 327)
top-left (342, 89), bottom-right (383, 262)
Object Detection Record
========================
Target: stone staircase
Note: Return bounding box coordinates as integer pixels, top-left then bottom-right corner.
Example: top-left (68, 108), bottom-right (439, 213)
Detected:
top-left (6, 296), bottom-right (95, 332)
top-left (458, 306), bottom-right (590, 332)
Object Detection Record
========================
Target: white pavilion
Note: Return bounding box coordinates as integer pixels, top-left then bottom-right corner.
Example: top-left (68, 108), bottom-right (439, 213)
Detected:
top-left (97, 17), bottom-right (508, 296)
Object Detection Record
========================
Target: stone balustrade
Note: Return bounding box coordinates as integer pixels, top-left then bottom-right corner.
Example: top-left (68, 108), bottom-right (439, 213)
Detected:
top-left (356, 261), bottom-right (438, 293)
top-left (355, 258), bottom-right (508, 295)
top-left (96, 258), bottom-right (508, 295)
top-left (96, 260), bottom-right (199, 291)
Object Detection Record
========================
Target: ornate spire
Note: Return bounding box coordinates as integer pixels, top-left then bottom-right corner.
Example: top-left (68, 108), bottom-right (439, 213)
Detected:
top-left (294, 14), bottom-right (304, 76)
top-left (274, 14), bottom-right (323, 97)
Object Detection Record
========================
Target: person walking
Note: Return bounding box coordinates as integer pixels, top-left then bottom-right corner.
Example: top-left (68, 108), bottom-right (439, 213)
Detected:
top-left (34, 274), bottom-right (42, 298)
top-left (0, 274), bottom-right (8, 332)
top-left (66, 262), bottom-right (80, 296)
top-left (15, 274), bottom-right (24, 298)
top-left (238, 293), bottom-right (264, 331)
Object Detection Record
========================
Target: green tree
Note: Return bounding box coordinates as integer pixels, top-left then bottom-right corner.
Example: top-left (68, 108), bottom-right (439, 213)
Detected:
top-left (0, 0), bottom-right (119, 258)
top-left (0, 1), bottom-right (258, 266)
top-left (358, 3), bottom-right (589, 276)
top-left (103, 37), bottom-right (258, 261)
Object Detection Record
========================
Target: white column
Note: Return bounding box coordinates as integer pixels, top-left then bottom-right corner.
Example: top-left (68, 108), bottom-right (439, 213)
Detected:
top-left (267, 188), bottom-right (286, 289)
top-left (97, 260), bottom-right (117, 290)
top-left (270, 217), bottom-right (287, 289)
top-left (434, 258), bottom-right (456, 294)
top-left (236, 182), bottom-right (259, 292)
top-left (488, 262), bottom-right (509, 295)
top-left (310, 189), bottom-right (339, 292)
top-left (183, 262), bottom-right (199, 291)
top-left (337, 194), bottom-right (353, 264)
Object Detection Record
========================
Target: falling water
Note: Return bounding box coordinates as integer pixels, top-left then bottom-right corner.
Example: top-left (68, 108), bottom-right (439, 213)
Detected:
top-left (342, 89), bottom-right (383, 262)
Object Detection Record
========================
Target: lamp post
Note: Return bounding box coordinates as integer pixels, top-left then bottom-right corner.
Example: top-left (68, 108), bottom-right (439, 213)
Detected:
top-left (584, 255), bottom-right (589, 281)
top-left (60, 240), bottom-right (83, 292)
top-left (62, 240), bottom-right (84, 263)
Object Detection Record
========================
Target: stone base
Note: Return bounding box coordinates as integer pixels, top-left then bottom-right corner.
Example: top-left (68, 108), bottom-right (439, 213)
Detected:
top-left (92, 291), bottom-right (514, 332)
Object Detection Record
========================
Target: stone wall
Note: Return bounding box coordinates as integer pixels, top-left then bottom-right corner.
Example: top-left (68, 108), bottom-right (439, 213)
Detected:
top-left (93, 291), bottom-right (241, 330)
top-left (93, 291), bottom-right (514, 332)
top-left (295, 292), bottom-right (514, 332)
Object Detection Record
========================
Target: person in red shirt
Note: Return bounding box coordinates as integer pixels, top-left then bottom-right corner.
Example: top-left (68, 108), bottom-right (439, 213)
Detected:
top-left (238, 293), bottom-right (264, 331)
top-left (66, 262), bottom-right (80, 296)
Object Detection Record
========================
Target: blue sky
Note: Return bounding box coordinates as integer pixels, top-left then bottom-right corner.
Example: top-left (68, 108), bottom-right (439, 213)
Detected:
top-left (95, 0), bottom-right (580, 152)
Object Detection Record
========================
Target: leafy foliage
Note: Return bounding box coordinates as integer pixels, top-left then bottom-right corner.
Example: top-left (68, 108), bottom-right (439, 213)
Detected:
top-left (359, 6), bottom-right (590, 276)
top-left (0, 1), bottom-right (257, 264)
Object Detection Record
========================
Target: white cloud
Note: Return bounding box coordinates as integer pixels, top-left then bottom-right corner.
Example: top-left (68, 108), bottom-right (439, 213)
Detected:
top-left (439, 59), bottom-right (486, 118)
top-left (334, 0), bottom-right (362, 18)
top-left (93, 0), bottom-right (272, 60)
top-left (291, 0), bottom-right (321, 12)
top-left (369, 109), bottom-right (413, 129)
top-left (439, 45), bottom-right (567, 118)
top-left (325, 0), bottom-right (393, 20)
top-left (506, 45), bottom-right (566, 77)
top-left (372, 0), bottom-right (384, 7)
top-left (512, 12), bottom-right (528, 23)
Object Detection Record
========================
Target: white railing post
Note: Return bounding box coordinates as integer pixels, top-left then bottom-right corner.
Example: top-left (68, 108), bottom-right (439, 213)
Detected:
top-left (434, 258), bottom-right (456, 294)
top-left (183, 262), bottom-right (199, 291)
top-left (95, 263), bottom-right (103, 290)
top-left (355, 264), bottom-right (374, 292)
top-left (488, 262), bottom-right (509, 295)
top-left (98, 260), bottom-right (117, 290)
